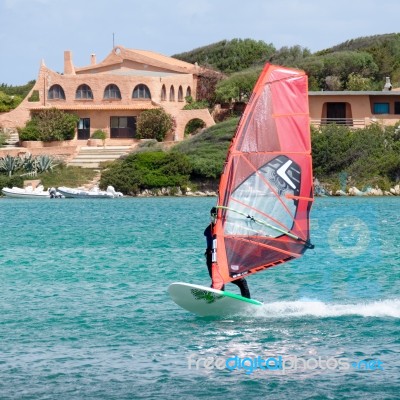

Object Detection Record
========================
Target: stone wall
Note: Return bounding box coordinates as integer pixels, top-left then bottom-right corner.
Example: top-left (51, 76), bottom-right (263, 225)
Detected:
top-left (0, 144), bottom-right (77, 163)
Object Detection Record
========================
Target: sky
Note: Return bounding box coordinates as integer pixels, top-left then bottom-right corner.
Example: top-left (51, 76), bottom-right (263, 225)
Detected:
top-left (1, 0), bottom-right (400, 85)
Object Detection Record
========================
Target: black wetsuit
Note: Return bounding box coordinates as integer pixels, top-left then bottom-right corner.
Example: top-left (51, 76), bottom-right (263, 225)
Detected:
top-left (204, 223), bottom-right (251, 299)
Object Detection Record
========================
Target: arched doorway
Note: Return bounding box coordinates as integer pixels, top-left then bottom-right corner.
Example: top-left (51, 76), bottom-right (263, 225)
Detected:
top-left (184, 118), bottom-right (206, 137)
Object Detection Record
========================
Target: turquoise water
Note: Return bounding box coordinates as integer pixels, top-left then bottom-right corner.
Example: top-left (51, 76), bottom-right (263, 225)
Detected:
top-left (0, 196), bottom-right (399, 399)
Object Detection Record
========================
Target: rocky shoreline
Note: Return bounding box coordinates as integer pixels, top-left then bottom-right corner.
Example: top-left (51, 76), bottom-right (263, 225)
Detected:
top-left (316, 184), bottom-right (400, 197)
top-left (136, 187), bottom-right (217, 197)
top-left (135, 184), bottom-right (400, 197)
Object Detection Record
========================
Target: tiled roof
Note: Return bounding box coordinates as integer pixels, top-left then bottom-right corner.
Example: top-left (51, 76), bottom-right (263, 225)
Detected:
top-left (103, 70), bottom-right (184, 77)
top-left (126, 48), bottom-right (196, 70)
top-left (309, 91), bottom-right (400, 96)
top-left (75, 45), bottom-right (199, 75)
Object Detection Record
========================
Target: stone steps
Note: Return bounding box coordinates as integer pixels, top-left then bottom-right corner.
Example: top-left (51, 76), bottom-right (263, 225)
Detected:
top-left (67, 146), bottom-right (132, 168)
top-left (3, 129), bottom-right (19, 147)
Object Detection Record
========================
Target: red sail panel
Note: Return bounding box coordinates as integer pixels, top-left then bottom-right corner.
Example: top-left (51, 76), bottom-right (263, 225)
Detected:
top-left (214, 64), bottom-right (313, 283)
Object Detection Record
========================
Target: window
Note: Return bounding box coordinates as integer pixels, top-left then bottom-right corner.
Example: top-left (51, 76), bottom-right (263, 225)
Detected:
top-left (132, 84), bottom-right (151, 99)
top-left (48, 84), bottom-right (65, 100)
top-left (110, 116), bottom-right (136, 138)
top-left (77, 118), bottom-right (90, 140)
top-left (161, 85), bottom-right (166, 101)
top-left (76, 84), bottom-right (93, 99)
top-left (178, 86), bottom-right (183, 101)
top-left (186, 87), bottom-right (191, 99)
top-left (104, 84), bottom-right (121, 99)
top-left (395, 102), bottom-right (400, 114)
top-left (169, 85), bottom-right (175, 101)
top-left (373, 103), bottom-right (389, 114)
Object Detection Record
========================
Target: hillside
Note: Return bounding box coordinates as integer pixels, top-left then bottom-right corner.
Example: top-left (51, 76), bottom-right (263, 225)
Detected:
top-left (321, 33), bottom-right (400, 53)
top-left (171, 117), bottom-right (238, 181)
top-left (174, 33), bottom-right (400, 90)
top-left (172, 38), bottom-right (275, 73)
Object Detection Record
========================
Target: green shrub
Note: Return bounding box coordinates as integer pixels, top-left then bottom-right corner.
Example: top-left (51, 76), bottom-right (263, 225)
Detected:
top-left (18, 108), bottom-right (79, 142)
top-left (28, 90), bottom-right (40, 102)
top-left (91, 129), bottom-right (107, 140)
top-left (136, 108), bottom-right (173, 142)
top-left (0, 91), bottom-right (23, 112)
top-left (0, 174), bottom-right (24, 192)
top-left (136, 139), bottom-right (159, 150)
top-left (311, 122), bottom-right (400, 186)
top-left (311, 124), bottom-right (355, 177)
top-left (18, 120), bottom-right (40, 141)
top-left (172, 117), bottom-right (238, 180)
top-left (183, 100), bottom-right (209, 110)
top-left (100, 150), bottom-right (192, 195)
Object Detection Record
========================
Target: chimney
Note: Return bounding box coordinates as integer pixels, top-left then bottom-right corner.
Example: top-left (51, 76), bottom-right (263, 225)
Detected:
top-left (64, 50), bottom-right (75, 75)
top-left (91, 53), bottom-right (96, 65)
top-left (383, 76), bottom-right (392, 91)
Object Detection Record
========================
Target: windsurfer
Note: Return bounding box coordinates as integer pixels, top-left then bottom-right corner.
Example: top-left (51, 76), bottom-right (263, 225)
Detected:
top-left (204, 207), bottom-right (251, 299)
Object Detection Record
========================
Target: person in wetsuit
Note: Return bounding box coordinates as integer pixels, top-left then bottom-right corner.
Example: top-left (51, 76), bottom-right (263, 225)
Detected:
top-left (204, 207), bottom-right (251, 299)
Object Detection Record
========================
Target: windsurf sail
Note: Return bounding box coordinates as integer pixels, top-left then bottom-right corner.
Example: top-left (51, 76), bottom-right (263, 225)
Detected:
top-left (212, 64), bottom-right (314, 286)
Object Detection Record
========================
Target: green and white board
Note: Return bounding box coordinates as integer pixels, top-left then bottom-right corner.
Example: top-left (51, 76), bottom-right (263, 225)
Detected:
top-left (168, 282), bottom-right (263, 317)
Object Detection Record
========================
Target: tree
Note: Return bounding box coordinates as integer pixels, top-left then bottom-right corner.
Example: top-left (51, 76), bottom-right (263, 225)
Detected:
top-left (325, 75), bottom-right (342, 91)
top-left (196, 68), bottom-right (223, 106)
top-left (298, 51), bottom-right (379, 91)
top-left (346, 72), bottom-right (373, 90)
top-left (182, 98), bottom-right (209, 110)
top-left (173, 38), bottom-right (275, 73)
top-left (215, 68), bottom-right (261, 103)
top-left (269, 45), bottom-right (312, 66)
top-left (0, 91), bottom-right (22, 112)
top-left (136, 108), bottom-right (173, 142)
top-left (0, 80), bottom-right (35, 98)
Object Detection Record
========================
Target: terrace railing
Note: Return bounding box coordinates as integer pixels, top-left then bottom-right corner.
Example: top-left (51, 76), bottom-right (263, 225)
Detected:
top-left (310, 118), bottom-right (366, 128)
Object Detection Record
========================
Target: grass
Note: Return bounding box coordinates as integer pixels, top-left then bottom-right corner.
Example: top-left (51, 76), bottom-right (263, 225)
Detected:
top-left (36, 166), bottom-right (98, 188)
top-left (172, 117), bottom-right (239, 179)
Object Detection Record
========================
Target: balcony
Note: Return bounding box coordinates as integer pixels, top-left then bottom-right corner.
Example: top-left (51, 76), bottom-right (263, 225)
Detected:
top-left (310, 118), bottom-right (366, 128)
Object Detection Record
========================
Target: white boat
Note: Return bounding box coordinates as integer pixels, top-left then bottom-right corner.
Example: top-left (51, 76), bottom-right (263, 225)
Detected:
top-left (57, 185), bottom-right (123, 199)
top-left (1, 185), bottom-right (63, 199)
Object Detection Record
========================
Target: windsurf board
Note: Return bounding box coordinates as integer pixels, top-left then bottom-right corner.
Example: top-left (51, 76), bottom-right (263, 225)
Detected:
top-left (168, 282), bottom-right (262, 317)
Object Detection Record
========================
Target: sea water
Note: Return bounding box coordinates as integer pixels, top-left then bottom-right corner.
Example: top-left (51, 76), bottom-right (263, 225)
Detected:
top-left (0, 196), bottom-right (399, 399)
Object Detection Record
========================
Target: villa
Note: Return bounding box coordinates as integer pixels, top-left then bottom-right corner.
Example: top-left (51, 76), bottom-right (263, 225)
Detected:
top-left (0, 45), bottom-right (215, 146)
top-left (309, 79), bottom-right (400, 128)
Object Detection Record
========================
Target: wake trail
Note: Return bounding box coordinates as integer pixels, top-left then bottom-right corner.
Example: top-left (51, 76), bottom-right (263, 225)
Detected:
top-left (252, 298), bottom-right (400, 318)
